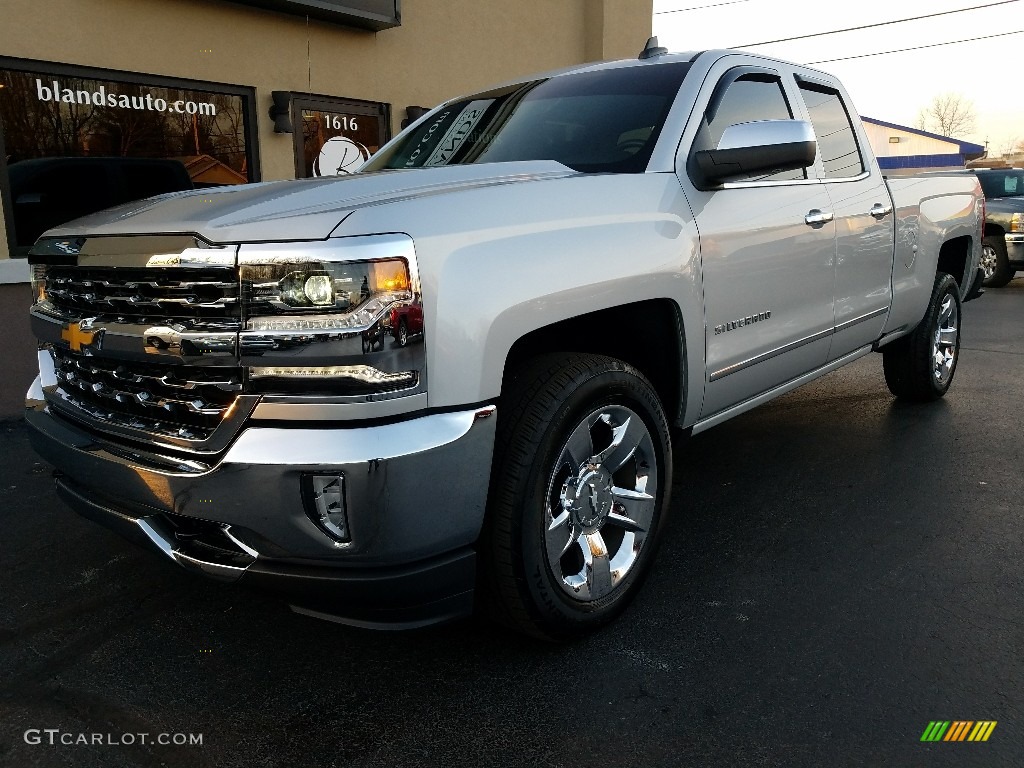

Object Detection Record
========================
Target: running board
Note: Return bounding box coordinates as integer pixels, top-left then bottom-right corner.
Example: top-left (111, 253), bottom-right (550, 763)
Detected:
top-left (690, 345), bottom-right (874, 435)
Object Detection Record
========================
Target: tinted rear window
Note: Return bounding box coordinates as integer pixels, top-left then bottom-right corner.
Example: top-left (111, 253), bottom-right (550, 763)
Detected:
top-left (978, 171), bottom-right (1024, 199)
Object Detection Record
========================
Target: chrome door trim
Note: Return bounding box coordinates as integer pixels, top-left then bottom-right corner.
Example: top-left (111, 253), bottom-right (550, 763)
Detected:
top-left (709, 306), bottom-right (889, 382)
top-left (709, 327), bottom-right (832, 382)
top-left (833, 306), bottom-right (887, 333)
top-left (696, 345), bottom-right (874, 434)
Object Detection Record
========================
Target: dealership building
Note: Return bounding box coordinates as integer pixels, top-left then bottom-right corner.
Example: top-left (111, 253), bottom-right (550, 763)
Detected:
top-left (0, 0), bottom-right (652, 416)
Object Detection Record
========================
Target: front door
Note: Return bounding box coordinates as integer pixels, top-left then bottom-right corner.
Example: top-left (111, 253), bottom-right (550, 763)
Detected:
top-left (680, 67), bottom-right (837, 419)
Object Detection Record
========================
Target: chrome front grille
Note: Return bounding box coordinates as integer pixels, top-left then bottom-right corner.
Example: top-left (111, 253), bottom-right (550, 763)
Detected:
top-left (45, 267), bottom-right (240, 322)
top-left (50, 347), bottom-right (242, 441)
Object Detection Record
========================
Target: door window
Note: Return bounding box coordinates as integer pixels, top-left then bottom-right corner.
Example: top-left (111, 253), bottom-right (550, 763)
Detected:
top-left (797, 82), bottom-right (863, 179)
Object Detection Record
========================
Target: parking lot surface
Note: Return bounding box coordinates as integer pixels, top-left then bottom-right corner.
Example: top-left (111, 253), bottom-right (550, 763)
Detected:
top-left (2, 278), bottom-right (1022, 768)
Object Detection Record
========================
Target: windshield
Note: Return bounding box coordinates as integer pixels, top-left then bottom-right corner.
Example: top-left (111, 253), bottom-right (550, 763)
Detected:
top-left (978, 170), bottom-right (1024, 199)
top-left (363, 62), bottom-right (691, 174)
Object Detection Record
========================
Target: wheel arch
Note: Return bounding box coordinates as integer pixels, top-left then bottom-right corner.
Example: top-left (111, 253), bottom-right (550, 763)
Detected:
top-left (500, 299), bottom-right (687, 425)
top-left (936, 234), bottom-right (973, 291)
top-left (983, 221), bottom-right (1005, 239)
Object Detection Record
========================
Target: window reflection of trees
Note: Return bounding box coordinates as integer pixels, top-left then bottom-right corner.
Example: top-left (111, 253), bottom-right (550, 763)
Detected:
top-left (0, 71), bottom-right (250, 180)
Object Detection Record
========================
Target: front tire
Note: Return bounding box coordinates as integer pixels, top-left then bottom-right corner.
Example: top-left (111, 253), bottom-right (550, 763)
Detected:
top-left (481, 353), bottom-right (672, 640)
top-left (882, 272), bottom-right (962, 401)
top-left (981, 235), bottom-right (1014, 287)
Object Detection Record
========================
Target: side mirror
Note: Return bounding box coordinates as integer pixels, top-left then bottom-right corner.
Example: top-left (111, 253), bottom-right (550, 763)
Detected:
top-left (693, 119), bottom-right (817, 186)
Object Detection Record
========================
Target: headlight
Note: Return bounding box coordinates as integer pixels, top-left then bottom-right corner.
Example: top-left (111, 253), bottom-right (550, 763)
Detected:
top-left (243, 256), bottom-right (412, 330)
top-left (1011, 213), bottom-right (1023, 233)
top-left (237, 235), bottom-right (425, 399)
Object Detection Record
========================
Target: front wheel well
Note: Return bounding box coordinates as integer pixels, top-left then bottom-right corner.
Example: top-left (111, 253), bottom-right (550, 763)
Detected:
top-left (501, 300), bottom-right (685, 424)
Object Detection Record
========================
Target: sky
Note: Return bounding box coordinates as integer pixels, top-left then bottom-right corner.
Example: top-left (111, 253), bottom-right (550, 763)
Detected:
top-left (652, 0), bottom-right (1022, 156)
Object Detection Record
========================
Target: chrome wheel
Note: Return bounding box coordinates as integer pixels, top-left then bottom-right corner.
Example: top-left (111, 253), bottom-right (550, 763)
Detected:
top-left (932, 293), bottom-right (958, 385)
top-left (398, 320), bottom-right (408, 346)
top-left (543, 405), bottom-right (657, 602)
top-left (980, 244), bottom-right (997, 280)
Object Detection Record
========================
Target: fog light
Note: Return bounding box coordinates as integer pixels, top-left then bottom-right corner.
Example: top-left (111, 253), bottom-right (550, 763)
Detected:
top-left (304, 474), bottom-right (350, 542)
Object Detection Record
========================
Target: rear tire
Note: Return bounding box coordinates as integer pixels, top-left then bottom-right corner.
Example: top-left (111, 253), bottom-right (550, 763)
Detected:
top-left (981, 235), bottom-right (1014, 287)
top-left (481, 353), bottom-right (672, 641)
top-left (882, 272), bottom-right (961, 401)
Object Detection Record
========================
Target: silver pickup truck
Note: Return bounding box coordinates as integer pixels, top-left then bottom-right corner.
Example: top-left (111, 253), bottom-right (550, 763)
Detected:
top-left (25, 46), bottom-right (984, 639)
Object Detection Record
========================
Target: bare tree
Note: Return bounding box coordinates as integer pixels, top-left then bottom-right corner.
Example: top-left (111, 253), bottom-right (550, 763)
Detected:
top-left (915, 93), bottom-right (976, 138)
top-left (996, 135), bottom-right (1020, 158)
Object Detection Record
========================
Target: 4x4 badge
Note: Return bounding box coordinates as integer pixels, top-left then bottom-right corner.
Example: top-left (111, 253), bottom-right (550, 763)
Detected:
top-left (61, 320), bottom-right (104, 352)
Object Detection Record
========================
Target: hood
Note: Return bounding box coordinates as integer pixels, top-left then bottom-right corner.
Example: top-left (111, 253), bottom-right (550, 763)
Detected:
top-left (41, 161), bottom-right (577, 244)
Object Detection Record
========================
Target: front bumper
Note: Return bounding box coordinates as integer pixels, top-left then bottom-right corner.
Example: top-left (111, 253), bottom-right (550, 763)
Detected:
top-left (26, 383), bottom-right (497, 627)
top-left (1006, 233), bottom-right (1024, 269)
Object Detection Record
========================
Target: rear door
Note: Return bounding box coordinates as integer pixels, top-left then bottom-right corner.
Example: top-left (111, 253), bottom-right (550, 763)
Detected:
top-left (796, 76), bottom-right (894, 359)
top-left (677, 63), bottom-right (837, 419)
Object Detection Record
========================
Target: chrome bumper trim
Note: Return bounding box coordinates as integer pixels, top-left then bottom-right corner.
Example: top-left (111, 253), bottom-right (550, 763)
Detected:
top-left (29, 403), bottom-right (498, 563)
top-left (55, 479), bottom-right (256, 583)
top-left (223, 405), bottom-right (495, 465)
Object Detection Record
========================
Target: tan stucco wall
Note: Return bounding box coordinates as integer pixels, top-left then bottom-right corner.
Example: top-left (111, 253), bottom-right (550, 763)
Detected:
top-left (0, 0), bottom-right (652, 262)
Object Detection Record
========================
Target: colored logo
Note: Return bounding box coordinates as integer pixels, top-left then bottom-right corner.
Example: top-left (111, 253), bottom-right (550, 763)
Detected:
top-left (920, 721), bottom-right (997, 742)
top-left (61, 321), bottom-right (103, 352)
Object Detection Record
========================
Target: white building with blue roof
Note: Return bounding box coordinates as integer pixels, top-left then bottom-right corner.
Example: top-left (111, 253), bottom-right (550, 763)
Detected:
top-left (861, 117), bottom-right (986, 175)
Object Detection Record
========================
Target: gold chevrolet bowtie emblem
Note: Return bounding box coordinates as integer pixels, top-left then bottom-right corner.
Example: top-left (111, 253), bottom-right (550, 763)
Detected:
top-left (61, 322), bottom-right (101, 352)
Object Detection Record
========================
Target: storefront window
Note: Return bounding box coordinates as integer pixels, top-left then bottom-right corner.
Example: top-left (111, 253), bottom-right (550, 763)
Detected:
top-left (0, 62), bottom-right (257, 254)
top-left (293, 95), bottom-right (389, 178)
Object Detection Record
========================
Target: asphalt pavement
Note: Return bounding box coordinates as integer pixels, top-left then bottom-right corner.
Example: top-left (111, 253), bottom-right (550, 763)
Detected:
top-left (1, 278), bottom-right (1022, 768)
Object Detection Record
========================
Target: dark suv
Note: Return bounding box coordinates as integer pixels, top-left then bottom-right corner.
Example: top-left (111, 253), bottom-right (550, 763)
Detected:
top-left (976, 168), bottom-right (1024, 287)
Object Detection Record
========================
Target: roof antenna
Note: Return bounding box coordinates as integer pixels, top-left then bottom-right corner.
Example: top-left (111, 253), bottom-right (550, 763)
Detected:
top-left (638, 36), bottom-right (668, 60)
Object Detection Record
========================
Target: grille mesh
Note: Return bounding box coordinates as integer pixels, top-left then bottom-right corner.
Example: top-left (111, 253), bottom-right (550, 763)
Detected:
top-left (45, 267), bottom-right (240, 322)
top-left (50, 347), bottom-right (241, 441)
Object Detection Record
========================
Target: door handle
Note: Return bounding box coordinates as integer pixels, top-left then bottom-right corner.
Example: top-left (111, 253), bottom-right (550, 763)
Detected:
top-left (869, 203), bottom-right (893, 219)
top-left (804, 209), bottom-right (834, 226)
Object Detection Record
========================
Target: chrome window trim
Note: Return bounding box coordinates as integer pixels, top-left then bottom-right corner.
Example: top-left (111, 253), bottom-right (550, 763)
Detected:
top-left (719, 177), bottom-right (824, 190)
top-left (819, 170), bottom-right (871, 184)
top-left (718, 171), bottom-right (871, 191)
